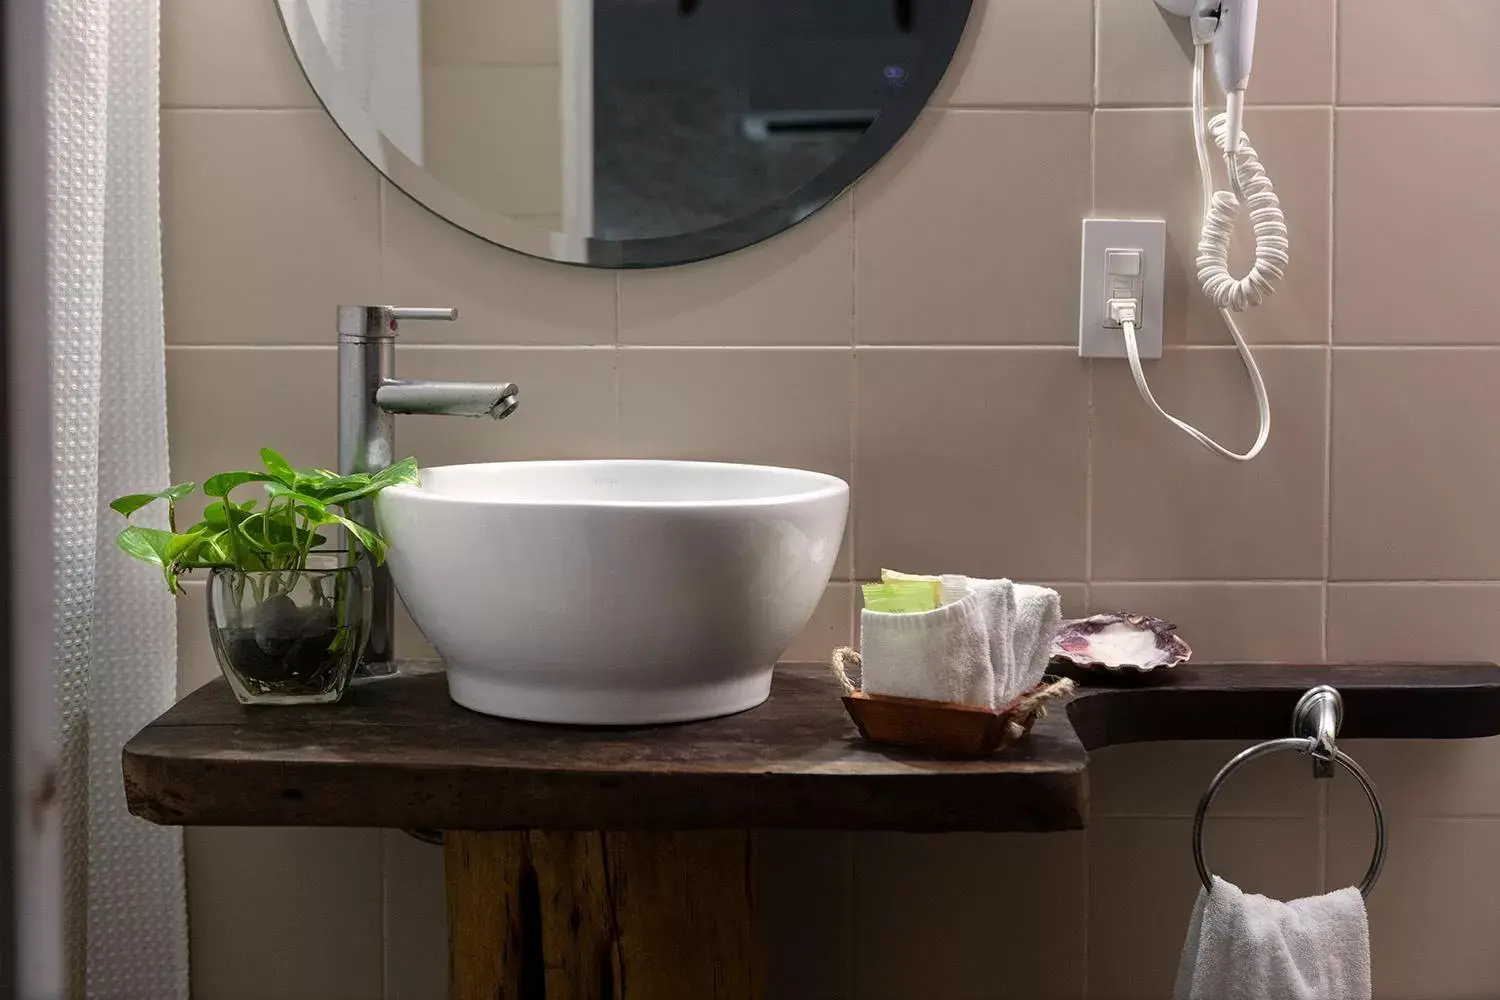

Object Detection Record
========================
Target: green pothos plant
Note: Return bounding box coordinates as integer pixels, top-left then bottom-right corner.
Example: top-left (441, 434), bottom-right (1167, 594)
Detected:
top-left (110, 448), bottom-right (418, 594)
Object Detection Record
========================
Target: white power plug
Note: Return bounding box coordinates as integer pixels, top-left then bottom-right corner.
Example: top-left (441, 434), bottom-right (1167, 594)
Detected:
top-left (1078, 219), bottom-right (1165, 359)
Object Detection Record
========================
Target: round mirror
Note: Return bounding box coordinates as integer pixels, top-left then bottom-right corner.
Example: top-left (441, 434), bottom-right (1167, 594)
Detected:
top-left (277, 1), bottom-right (972, 267)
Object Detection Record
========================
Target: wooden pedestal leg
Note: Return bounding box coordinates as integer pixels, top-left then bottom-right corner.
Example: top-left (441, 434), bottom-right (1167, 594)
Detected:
top-left (444, 830), bottom-right (760, 1000)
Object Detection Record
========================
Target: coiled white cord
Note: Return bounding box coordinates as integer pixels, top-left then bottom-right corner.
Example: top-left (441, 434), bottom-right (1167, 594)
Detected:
top-left (1118, 44), bottom-right (1285, 462)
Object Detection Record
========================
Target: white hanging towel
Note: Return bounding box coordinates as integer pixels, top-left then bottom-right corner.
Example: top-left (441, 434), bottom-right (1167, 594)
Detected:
top-left (1174, 877), bottom-right (1371, 1000)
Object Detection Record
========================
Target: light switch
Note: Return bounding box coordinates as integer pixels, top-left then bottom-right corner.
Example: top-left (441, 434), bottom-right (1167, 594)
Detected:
top-left (1107, 250), bottom-right (1143, 277)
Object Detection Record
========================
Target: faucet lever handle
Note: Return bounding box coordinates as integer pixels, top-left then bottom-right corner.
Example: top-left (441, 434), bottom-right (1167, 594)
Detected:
top-left (338, 305), bottom-right (458, 340)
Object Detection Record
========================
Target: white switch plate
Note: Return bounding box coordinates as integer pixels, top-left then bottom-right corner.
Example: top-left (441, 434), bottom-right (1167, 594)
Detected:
top-left (1079, 218), bottom-right (1166, 360)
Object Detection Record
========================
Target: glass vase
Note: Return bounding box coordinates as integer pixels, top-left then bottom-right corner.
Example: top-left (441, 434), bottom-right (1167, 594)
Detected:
top-left (206, 561), bottom-right (371, 705)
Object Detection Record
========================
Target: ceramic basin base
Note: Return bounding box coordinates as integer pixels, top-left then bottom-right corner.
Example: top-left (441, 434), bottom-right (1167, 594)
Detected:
top-left (447, 664), bottom-right (773, 725)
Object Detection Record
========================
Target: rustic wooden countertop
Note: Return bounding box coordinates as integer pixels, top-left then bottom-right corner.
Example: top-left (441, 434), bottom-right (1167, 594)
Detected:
top-left (122, 661), bottom-right (1500, 833)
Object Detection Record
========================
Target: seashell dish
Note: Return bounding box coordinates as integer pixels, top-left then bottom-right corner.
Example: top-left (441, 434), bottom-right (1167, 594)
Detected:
top-left (1051, 613), bottom-right (1192, 674)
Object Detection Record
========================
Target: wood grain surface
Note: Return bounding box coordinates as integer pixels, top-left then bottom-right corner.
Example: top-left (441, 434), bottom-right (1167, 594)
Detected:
top-left (122, 660), bottom-right (1500, 833)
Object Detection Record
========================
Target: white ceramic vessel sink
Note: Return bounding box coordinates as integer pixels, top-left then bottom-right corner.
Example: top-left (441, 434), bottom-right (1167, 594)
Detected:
top-left (377, 460), bottom-right (849, 724)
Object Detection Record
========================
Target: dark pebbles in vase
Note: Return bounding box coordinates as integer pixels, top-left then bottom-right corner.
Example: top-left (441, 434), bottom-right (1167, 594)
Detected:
top-left (208, 564), bottom-right (370, 704)
top-left (221, 607), bottom-right (345, 694)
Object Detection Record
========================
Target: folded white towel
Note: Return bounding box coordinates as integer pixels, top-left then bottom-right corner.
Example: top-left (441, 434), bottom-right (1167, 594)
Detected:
top-left (1174, 877), bottom-right (1371, 1000)
top-left (860, 588), bottom-right (994, 707)
top-left (1008, 582), bottom-right (1062, 702)
top-left (860, 576), bottom-right (1060, 709)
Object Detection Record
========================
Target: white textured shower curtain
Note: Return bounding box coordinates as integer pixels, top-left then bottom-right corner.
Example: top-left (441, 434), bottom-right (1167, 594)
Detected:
top-left (47, 0), bottom-right (187, 996)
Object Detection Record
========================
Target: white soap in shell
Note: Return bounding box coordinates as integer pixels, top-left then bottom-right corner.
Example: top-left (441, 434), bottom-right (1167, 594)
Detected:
top-left (1050, 613), bottom-right (1192, 673)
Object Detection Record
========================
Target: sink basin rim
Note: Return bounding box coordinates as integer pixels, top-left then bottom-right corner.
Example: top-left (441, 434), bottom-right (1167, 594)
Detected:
top-left (381, 459), bottom-right (850, 510)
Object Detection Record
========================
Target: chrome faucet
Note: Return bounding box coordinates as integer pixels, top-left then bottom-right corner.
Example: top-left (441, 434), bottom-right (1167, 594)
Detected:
top-left (338, 305), bottom-right (519, 674)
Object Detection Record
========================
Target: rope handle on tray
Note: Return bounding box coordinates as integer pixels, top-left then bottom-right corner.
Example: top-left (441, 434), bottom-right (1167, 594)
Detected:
top-left (831, 647), bottom-right (861, 695)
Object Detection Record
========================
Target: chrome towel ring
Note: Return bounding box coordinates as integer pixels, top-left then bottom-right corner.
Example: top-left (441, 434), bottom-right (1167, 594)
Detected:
top-left (1191, 686), bottom-right (1388, 898)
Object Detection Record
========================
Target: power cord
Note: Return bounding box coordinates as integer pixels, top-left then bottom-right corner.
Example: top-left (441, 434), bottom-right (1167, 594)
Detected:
top-left (1112, 299), bottom-right (1270, 459)
top-left (1116, 43), bottom-right (1284, 463)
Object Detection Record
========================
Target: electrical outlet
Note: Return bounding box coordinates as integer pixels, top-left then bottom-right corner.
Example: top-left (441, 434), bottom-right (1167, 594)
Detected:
top-left (1078, 218), bottom-right (1166, 360)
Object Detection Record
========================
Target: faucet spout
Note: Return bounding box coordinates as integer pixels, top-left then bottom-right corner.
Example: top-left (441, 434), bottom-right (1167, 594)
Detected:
top-left (376, 379), bottom-right (519, 420)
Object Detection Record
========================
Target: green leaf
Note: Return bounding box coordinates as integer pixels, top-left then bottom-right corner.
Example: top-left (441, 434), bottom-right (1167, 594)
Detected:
top-left (263, 482), bottom-right (329, 515)
top-left (202, 500), bottom-right (256, 528)
top-left (109, 494), bottom-right (161, 518)
top-left (203, 470), bottom-right (273, 499)
top-left (299, 473), bottom-right (370, 504)
top-left (109, 482), bottom-right (196, 518)
top-left (116, 526), bottom-right (205, 594)
top-left (180, 527), bottom-right (234, 566)
top-left (260, 448), bottom-right (296, 486)
top-left (117, 525), bottom-right (176, 567)
top-left (293, 467), bottom-right (339, 489)
top-left (323, 459), bottom-right (419, 507)
top-left (370, 457), bottom-right (419, 489)
top-left (327, 512), bottom-right (387, 565)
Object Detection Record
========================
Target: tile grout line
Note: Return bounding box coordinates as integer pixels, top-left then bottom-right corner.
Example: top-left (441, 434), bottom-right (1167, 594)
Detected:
top-left (167, 343), bottom-right (1405, 353)
top-left (1084, 2), bottom-right (1098, 980)
top-left (613, 272), bottom-right (623, 457)
top-left (1321, 13), bottom-right (1339, 667)
top-left (848, 192), bottom-right (861, 585)
top-left (1085, 63), bottom-right (1098, 611)
top-left (1320, 0), bottom-right (1339, 897)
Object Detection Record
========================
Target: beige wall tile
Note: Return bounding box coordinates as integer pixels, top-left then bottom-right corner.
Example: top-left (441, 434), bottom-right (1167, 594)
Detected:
top-left (1088, 583), bottom-right (1324, 662)
top-left (176, 580), bottom-right (219, 698)
top-left (1090, 741), bottom-right (1319, 819)
top-left (162, 0), bottom-right (316, 109)
top-left (1328, 816), bottom-right (1500, 999)
top-left (1328, 584), bottom-right (1500, 662)
top-left (853, 832), bottom-right (1086, 1000)
top-left (936, 0), bottom-right (1094, 107)
top-left (167, 347), bottom-right (337, 524)
top-left (1054, 583), bottom-right (1089, 617)
top-left (1089, 817), bottom-right (1322, 1000)
top-left (381, 183), bottom-right (616, 346)
top-left (422, 65), bottom-right (563, 217)
top-left (163, 111), bottom-right (381, 345)
top-left (395, 595), bottom-right (441, 662)
top-left (168, 346), bottom-right (616, 517)
top-left (854, 111), bottom-right (1090, 344)
top-left (1097, 0), bottom-right (1334, 107)
top-left (1340, 0), bottom-right (1500, 106)
top-left (1330, 738), bottom-right (1500, 820)
top-left (383, 831), bottom-right (449, 1000)
top-left (785, 584), bottom-right (854, 662)
top-left (186, 828), bottom-right (383, 1000)
top-left (855, 349), bottom-right (1088, 581)
top-left (1094, 108), bottom-right (1332, 345)
top-left (618, 348), bottom-right (853, 576)
top-left (758, 832), bottom-right (853, 1000)
top-left (423, 0), bottom-right (560, 67)
top-left (1331, 351), bottom-right (1500, 580)
top-left (1335, 111), bottom-right (1500, 344)
top-left (396, 347), bottom-right (619, 463)
top-left (1092, 348), bottom-right (1327, 580)
top-left (1328, 584), bottom-right (1500, 819)
top-left (617, 350), bottom-right (851, 478)
top-left (619, 197), bottom-right (853, 346)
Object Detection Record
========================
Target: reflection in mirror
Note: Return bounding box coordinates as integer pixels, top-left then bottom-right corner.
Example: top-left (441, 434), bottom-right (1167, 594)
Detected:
top-left (278, 0), bottom-right (971, 267)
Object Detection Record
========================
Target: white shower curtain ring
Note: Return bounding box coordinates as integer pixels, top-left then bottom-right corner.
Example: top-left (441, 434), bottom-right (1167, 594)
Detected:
top-left (1192, 737), bottom-right (1387, 898)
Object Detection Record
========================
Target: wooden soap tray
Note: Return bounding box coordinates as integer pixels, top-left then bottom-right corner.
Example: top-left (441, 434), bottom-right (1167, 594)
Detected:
top-left (831, 647), bottom-right (1077, 755)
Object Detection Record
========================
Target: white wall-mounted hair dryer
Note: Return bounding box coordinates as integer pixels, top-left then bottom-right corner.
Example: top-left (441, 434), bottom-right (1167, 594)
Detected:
top-left (1116, 0), bottom-right (1284, 462)
top-left (1204, 0), bottom-right (1259, 157)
